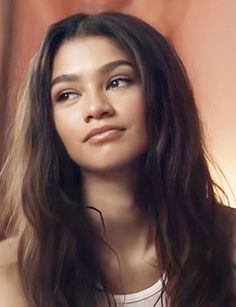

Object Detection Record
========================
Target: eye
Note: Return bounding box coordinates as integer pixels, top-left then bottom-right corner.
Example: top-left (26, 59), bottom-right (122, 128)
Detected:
top-left (106, 77), bottom-right (132, 90)
top-left (55, 91), bottom-right (81, 102)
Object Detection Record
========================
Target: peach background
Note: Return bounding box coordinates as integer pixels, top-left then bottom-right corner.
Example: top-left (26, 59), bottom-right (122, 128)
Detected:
top-left (0, 0), bottom-right (235, 206)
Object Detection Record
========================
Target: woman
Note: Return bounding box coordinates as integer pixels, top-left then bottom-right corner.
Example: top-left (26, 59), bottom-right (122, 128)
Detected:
top-left (0, 12), bottom-right (235, 307)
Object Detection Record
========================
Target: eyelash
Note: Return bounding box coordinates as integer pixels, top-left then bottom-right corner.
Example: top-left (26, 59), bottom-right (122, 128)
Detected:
top-left (54, 77), bottom-right (133, 102)
top-left (106, 77), bottom-right (132, 90)
top-left (56, 91), bottom-right (80, 102)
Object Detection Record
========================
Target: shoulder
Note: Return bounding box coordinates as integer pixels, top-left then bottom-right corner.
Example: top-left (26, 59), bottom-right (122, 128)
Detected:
top-left (215, 203), bottom-right (236, 235)
top-left (216, 204), bottom-right (236, 234)
top-left (215, 203), bottom-right (236, 226)
top-left (215, 204), bottom-right (236, 262)
top-left (0, 236), bottom-right (18, 267)
top-left (0, 237), bottom-right (28, 307)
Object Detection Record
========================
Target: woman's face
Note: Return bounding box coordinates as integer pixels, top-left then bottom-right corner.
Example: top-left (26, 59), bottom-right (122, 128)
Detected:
top-left (51, 35), bottom-right (148, 173)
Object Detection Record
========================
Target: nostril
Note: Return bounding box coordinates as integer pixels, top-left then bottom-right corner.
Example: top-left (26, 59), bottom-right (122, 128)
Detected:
top-left (84, 104), bottom-right (115, 122)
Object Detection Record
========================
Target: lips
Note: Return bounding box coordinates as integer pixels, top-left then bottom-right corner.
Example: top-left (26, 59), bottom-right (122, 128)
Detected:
top-left (83, 125), bottom-right (125, 143)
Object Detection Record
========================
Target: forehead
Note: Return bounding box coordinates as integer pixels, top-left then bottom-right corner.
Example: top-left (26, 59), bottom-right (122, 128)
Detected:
top-left (52, 36), bottom-right (130, 77)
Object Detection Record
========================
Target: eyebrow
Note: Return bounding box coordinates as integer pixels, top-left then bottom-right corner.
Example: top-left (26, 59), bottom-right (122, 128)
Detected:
top-left (51, 59), bottom-right (134, 89)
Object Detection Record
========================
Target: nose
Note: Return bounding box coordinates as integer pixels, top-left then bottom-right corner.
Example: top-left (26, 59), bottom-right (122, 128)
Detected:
top-left (84, 90), bottom-right (115, 123)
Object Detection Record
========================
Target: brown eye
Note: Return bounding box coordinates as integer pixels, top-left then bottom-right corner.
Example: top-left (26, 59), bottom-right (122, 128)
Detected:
top-left (106, 77), bottom-right (132, 90)
top-left (56, 91), bottom-right (80, 102)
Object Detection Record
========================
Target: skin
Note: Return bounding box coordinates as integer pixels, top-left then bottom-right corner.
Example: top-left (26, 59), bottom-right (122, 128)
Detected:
top-left (51, 36), bottom-right (148, 173)
top-left (0, 237), bottom-right (28, 307)
top-left (51, 36), bottom-right (160, 294)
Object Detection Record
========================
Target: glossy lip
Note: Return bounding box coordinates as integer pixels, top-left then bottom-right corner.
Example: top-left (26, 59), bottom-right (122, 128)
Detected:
top-left (83, 125), bottom-right (126, 143)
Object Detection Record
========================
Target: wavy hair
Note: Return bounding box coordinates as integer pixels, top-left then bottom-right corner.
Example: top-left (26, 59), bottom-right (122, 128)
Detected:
top-left (0, 12), bottom-right (235, 306)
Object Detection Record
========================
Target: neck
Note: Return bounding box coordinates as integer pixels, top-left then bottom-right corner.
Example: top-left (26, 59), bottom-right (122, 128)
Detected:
top-left (81, 166), bottom-right (158, 292)
top-left (82, 166), bottom-right (138, 220)
top-left (81, 165), bottom-right (154, 253)
top-left (82, 167), bottom-right (149, 232)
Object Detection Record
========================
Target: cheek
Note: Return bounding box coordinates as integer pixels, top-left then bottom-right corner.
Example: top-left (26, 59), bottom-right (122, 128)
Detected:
top-left (126, 94), bottom-right (147, 140)
top-left (120, 107), bottom-right (148, 155)
top-left (135, 109), bottom-right (148, 151)
top-left (52, 90), bottom-right (148, 170)
top-left (54, 117), bottom-right (69, 145)
top-left (53, 109), bottom-right (83, 151)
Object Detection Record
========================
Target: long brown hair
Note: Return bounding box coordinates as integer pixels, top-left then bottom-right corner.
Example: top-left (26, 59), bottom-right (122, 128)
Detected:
top-left (0, 12), bottom-right (235, 306)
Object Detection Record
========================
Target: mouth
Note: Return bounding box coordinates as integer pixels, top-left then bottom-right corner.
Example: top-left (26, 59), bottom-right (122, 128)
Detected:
top-left (83, 125), bottom-right (125, 144)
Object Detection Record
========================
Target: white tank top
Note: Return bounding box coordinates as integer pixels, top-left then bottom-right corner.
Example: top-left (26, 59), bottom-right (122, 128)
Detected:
top-left (113, 277), bottom-right (166, 307)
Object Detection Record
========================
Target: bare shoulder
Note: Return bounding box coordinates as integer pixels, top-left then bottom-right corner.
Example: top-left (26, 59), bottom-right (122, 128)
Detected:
top-left (0, 237), bottom-right (28, 307)
top-left (0, 236), bottom-right (18, 267)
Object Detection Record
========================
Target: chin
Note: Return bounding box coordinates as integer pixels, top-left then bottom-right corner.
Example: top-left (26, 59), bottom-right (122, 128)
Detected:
top-left (76, 153), bottom-right (146, 175)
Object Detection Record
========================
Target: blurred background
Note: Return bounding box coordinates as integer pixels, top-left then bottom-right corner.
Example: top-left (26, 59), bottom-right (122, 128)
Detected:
top-left (0, 0), bottom-right (235, 207)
